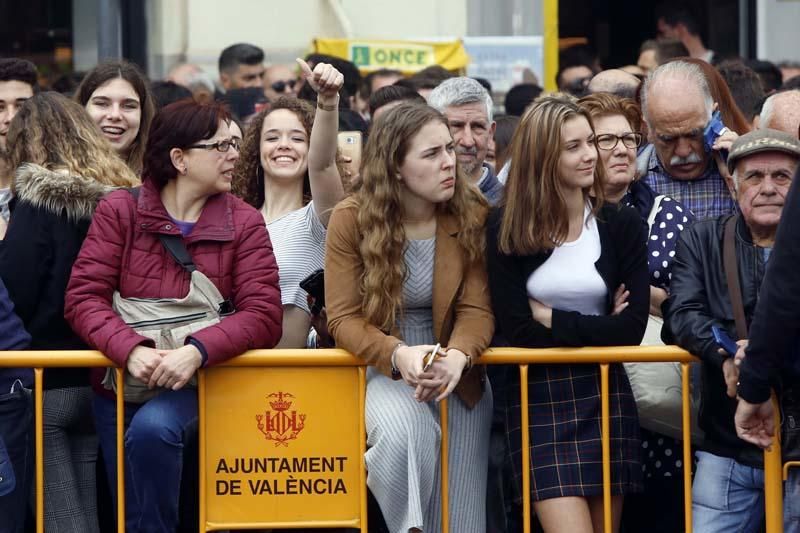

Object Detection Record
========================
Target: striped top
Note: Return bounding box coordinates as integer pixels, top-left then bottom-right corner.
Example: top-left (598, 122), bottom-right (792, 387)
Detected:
top-left (397, 237), bottom-right (436, 346)
top-left (265, 202), bottom-right (326, 313)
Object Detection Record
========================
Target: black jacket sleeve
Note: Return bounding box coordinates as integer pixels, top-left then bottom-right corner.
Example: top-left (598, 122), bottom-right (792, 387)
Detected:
top-left (550, 206), bottom-right (649, 346)
top-left (739, 170), bottom-right (800, 403)
top-left (664, 222), bottom-right (729, 369)
top-left (0, 202), bottom-right (51, 326)
top-left (0, 277), bottom-right (30, 350)
top-left (485, 210), bottom-right (556, 348)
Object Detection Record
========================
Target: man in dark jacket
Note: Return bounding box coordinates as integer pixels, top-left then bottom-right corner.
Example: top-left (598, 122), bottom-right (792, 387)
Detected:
top-left (735, 166), bottom-right (800, 448)
top-left (665, 129), bottom-right (800, 532)
top-left (0, 276), bottom-right (32, 533)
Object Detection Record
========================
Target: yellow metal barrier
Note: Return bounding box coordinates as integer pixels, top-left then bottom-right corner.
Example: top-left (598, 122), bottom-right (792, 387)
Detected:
top-left (0, 347), bottom-right (791, 532)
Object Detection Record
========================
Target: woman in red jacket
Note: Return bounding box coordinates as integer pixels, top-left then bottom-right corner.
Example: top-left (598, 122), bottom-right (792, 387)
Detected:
top-left (65, 100), bottom-right (283, 532)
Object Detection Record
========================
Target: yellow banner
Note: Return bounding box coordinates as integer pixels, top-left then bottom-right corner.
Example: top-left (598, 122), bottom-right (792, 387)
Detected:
top-left (202, 367), bottom-right (364, 527)
top-left (313, 38), bottom-right (469, 74)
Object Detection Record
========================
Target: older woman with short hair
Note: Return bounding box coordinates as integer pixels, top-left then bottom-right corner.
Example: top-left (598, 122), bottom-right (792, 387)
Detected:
top-left (65, 100), bottom-right (282, 531)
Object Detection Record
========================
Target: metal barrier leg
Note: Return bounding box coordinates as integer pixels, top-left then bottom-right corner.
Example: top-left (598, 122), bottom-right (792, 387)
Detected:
top-left (600, 364), bottom-right (611, 533)
top-left (116, 368), bottom-right (126, 533)
top-left (519, 365), bottom-right (531, 533)
top-left (765, 393), bottom-right (784, 533)
top-left (358, 366), bottom-right (368, 533)
top-left (682, 363), bottom-right (693, 533)
top-left (199, 370), bottom-right (206, 533)
top-left (34, 368), bottom-right (44, 533)
top-left (440, 399), bottom-right (450, 533)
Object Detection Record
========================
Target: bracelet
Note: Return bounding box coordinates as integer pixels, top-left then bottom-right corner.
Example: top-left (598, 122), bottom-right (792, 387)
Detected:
top-left (463, 353), bottom-right (473, 371)
top-left (390, 342), bottom-right (406, 377)
top-left (317, 99), bottom-right (338, 112)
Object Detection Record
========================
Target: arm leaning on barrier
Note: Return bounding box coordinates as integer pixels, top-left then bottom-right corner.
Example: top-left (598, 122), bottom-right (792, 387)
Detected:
top-left (324, 202), bottom-right (404, 377)
top-left (663, 224), bottom-right (730, 370)
top-left (64, 193), bottom-right (155, 366)
top-left (186, 208), bottom-right (283, 365)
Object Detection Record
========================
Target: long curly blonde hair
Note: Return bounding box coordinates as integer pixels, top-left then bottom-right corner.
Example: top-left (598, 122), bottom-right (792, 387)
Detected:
top-left (353, 102), bottom-right (488, 331)
top-left (7, 92), bottom-right (139, 188)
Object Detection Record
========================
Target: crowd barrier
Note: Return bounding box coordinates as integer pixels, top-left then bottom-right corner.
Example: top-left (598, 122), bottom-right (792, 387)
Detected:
top-left (0, 347), bottom-right (788, 533)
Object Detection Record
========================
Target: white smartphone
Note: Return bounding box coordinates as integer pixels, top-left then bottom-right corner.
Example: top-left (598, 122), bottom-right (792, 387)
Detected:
top-left (423, 343), bottom-right (441, 371)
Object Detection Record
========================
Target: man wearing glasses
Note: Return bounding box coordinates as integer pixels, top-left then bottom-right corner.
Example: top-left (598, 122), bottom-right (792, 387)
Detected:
top-left (638, 60), bottom-right (738, 221)
top-left (263, 63), bottom-right (297, 102)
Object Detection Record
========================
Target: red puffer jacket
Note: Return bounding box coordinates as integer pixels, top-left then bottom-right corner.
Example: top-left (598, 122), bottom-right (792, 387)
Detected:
top-left (64, 179), bottom-right (283, 367)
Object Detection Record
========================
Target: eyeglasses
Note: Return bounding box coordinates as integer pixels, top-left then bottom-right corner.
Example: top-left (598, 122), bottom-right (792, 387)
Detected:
top-left (596, 132), bottom-right (643, 151)
top-left (186, 138), bottom-right (241, 153)
top-left (271, 79), bottom-right (297, 93)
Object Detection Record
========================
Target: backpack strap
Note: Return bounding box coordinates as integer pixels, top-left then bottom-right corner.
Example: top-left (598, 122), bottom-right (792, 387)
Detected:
top-left (125, 187), bottom-right (196, 273)
top-left (723, 214), bottom-right (748, 339)
top-left (158, 234), bottom-right (197, 273)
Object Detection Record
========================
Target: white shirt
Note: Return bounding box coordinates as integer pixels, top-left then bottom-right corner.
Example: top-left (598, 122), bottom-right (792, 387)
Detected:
top-left (526, 208), bottom-right (607, 316)
top-left (265, 202), bottom-right (326, 313)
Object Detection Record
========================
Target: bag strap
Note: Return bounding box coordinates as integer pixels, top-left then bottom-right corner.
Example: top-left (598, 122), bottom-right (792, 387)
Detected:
top-left (126, 187), bottom-right (196, 273)
top-left (723, 215), bottom-right (748, 339)
top-left (646, 195), bottom-right (666, 233)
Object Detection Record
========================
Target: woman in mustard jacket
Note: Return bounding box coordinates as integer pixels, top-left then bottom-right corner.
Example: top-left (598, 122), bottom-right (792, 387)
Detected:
top-left (325, 102), bottom-right (494, 533)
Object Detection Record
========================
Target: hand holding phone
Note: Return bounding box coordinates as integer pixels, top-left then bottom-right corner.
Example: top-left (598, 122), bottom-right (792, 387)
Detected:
top-left (703, 111), bottom-right (730, 154)
top-left (712, 325), bottom-right (739, 356)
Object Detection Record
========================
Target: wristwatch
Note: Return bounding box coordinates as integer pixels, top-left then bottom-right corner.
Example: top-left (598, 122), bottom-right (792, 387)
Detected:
top-left (390, 342), bottom-right (406, 379)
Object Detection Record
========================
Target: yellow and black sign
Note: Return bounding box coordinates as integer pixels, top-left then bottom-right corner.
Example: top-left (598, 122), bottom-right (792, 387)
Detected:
top-left (201, 366), bottom-right (364, 528)
top-left (313, 38), bottom-right (470, 74)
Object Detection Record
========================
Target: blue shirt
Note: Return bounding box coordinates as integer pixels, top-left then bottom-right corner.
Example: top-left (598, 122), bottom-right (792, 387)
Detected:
top-left (638, 144), bottom-right (736, 222)
top-left (478, 163), bottom-right (504, 206)
top-left (170, 217), bottom-right (196, 237)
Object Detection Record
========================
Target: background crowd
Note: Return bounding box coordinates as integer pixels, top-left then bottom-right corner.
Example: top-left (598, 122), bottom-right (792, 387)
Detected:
top-left (0, 2), bottom-right (799, 533)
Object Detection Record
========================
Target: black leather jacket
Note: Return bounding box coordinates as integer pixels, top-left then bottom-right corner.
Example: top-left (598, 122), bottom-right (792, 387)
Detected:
top-left (664, 214), bottom-right (764, 467)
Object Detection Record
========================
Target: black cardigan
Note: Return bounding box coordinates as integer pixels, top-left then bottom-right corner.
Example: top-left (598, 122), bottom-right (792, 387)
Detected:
top-left (486, 203), bottom-right (649, 348)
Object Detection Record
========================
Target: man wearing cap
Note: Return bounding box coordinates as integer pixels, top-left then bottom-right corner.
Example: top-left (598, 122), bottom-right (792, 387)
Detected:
top-left (664, 129), bottom-right (800, 532)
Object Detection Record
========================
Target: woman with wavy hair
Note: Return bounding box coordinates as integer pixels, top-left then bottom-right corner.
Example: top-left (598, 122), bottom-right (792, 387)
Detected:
top-left (232, 59), bottom-right (345, 348)
top-left (326, 102), bottom-right (494, 532)
top-left (486, 95), bottom-right (648, 533)
top-left (75, 60), bottom-right (156, 176)
top-left (0, 91), bottom-right (138, 532)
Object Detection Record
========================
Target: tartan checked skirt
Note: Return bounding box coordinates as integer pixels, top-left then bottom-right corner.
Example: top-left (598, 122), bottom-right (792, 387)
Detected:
top-left (503, 362), bottom-right (644, 502)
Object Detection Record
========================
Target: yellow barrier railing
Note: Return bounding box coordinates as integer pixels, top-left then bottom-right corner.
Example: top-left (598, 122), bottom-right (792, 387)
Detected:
top-left (0, 347), bottom-right (789, 532)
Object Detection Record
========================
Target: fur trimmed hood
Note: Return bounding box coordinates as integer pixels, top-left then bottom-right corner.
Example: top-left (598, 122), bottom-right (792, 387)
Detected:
top-left (13, 163), bottom-right (116, 221)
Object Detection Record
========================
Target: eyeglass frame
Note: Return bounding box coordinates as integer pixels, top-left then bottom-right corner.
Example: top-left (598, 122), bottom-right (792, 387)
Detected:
top-left (271, 79), bottom-right (297, 93)
top-left (185, 138), bottom-right (241, 153)
top-left (595, 132), bottom-right (643, 151)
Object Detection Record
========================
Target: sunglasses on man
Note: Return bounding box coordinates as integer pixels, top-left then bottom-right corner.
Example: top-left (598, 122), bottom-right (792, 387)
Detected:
top-left (271, 79), bottom-right (297, 93)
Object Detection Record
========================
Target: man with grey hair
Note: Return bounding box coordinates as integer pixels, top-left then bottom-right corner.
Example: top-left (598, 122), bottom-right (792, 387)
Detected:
top-left (588, 69), bottom-right (641, 99)
top-left (428, 77), bottom-right (503, 204)
top-left (666, 129), bottom-right (800, 532)
top-left (758, 90), bottom-right (800, 138)
top-left (638, 60), bottom-right (738, 220)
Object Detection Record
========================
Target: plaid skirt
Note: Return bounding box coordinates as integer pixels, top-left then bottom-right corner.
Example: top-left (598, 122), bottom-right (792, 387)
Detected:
top-left (503, 362), bottom-right (643, 502)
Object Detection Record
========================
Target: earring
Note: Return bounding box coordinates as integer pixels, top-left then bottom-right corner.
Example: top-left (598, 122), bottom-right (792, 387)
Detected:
top-left (181, 166), bottom-right (187, 175)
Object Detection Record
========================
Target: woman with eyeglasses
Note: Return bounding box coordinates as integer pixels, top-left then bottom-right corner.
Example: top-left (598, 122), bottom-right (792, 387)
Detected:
top-left (64, 100), bottom-right (283, 531)
top-left (486, 95), bottom-right (648, 533)
top-left (578, 94), bottom-right (696, 533)
top-left (232, 60), bottom-right (345, 348)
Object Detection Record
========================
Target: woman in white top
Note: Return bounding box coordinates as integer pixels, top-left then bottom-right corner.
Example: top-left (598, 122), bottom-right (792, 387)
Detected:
top-left (232, 60), bottom-right (345, 347)
top-left (486, 95), bottom-right (649, 533)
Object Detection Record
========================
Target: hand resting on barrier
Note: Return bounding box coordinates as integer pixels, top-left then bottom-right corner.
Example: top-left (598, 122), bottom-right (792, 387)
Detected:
top-left (414, 347), bottom-right (470, 403)
top-left (148, 344), bottom-right (203, 390)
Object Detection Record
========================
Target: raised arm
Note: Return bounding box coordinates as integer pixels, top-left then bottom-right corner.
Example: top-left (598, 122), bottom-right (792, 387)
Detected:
top-left (297, 58), bottom-right (345, 227)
